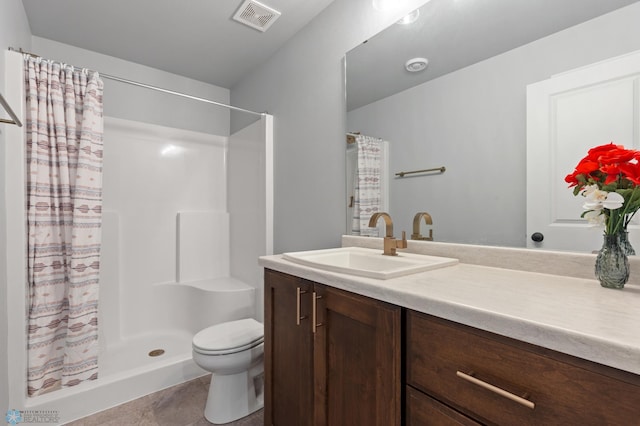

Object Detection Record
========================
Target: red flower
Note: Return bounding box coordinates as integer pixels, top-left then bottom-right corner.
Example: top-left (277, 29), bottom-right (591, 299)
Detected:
top-left (600, 164), bottom-right (622, 185)
top-left (586, 142), bottom-right (625, 160)
top-left (567, 142), bottom-right (640, 235)
top-left (565, 158), bottom-right (600, 187)
top-left (566, 142), bottom-right (640, 190)
top-left (619, 162), bottom-right (640, 185)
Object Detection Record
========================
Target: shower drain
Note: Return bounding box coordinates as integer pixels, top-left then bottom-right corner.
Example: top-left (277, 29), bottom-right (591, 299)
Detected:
top-left (148, 349), bottom-right (165, 357)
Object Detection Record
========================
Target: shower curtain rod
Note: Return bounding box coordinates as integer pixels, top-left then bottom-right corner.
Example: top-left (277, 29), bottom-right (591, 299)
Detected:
top-left (9, 47), bottom-right (266, 117)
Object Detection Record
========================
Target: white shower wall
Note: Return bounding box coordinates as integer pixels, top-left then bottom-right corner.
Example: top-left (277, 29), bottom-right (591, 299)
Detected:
top-left (101, 117), bottom-right (231, 341)
top-left (229, 118), bottom-right (273, 321)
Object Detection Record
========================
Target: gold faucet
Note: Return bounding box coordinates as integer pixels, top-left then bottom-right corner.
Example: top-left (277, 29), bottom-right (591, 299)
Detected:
top-left (368, 212), bottom-right (407, 256)
top-left (411, 212), bottom-right (433, 241)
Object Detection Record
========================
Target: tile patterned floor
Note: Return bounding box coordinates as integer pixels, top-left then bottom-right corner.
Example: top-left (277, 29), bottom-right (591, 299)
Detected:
top-left (64, 375), bottom-right (263, 426)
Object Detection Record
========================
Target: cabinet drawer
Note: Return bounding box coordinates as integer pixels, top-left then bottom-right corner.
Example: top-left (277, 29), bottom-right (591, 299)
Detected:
top-left (406, 386), bottom-right (480, 426)
top-left (406, 311), bottom-right (640, 426)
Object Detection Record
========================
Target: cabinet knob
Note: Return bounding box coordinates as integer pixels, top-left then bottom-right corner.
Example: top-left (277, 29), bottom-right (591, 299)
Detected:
top-left (531, 232), bottom-right (544, 242)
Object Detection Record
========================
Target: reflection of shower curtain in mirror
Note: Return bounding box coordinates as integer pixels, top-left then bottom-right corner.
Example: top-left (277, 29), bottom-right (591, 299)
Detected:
top-left (24, 56), bottom-right (104, 396)
top-left (351, 135), bottom-right (382, 236)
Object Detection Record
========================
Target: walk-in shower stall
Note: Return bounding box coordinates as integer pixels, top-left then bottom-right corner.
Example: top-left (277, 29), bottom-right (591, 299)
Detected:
top-left (2, 50), bottom-right (273, 423)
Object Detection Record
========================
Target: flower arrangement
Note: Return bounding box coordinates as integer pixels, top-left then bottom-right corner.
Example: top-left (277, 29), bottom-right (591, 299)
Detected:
top-left (565, 142), bottom-right (640, 235)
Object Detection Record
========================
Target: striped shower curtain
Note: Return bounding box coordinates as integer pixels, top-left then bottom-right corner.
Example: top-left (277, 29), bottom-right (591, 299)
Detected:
top-left (24, 56), bottom-right (104, 396)
top-left (351, 135), bottom-right (382, 236)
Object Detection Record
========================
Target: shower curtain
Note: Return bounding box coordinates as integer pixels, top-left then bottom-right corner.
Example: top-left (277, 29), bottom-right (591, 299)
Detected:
top-left (351, 134), bottom-right (382, 236)
top-left (24, 56), bottom-right (104, 396)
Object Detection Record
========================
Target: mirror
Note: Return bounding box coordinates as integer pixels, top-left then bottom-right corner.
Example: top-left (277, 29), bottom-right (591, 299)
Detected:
top-left (346, 0), bottom-right (640, 250)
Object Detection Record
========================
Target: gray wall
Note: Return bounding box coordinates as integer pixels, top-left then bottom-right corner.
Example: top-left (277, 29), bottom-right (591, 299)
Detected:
top-left (348, 2), bottom-right (640, 247)
top-left (32, 37), bottom-right (232, 136)
top-left (231, 0), bottom-right (428, 253)
top-left (0, 0), bottom-right (31, 409)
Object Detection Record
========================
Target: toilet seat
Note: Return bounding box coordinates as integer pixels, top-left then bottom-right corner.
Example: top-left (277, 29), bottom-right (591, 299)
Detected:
top-left (194, 339), bottom-right (264, 356)
top-left (193, 318), bottom-right (264, 355)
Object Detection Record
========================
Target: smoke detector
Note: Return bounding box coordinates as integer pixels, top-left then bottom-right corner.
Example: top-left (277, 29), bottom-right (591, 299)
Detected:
top-left (233, 0), bottom-right (282, 32)
top-left (405, 57), bottom-right (429, 73)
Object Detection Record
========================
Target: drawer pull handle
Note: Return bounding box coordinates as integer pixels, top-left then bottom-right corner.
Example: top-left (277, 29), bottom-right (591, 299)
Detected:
top-left (312, 292), bottom-right (323, 333)
top-left (296, 287), bottom-right (308, 325)
top-left (456, 371), bottom-right (535, 410)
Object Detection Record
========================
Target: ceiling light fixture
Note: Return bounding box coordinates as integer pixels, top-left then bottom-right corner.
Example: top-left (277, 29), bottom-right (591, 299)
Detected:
top-left (397, 9), bottom-right (420, 25)
top-left (405, 57), bottom-right (429, 72)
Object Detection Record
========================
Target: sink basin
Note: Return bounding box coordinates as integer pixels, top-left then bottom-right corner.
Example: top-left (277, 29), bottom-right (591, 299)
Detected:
top-left (282, 247), bottom-right (458, 279)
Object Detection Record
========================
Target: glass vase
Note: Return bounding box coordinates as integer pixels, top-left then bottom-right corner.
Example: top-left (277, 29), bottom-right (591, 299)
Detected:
top-left (595, 234), bottom-right (630, 289)
top-left (618, 229), bottom-right (636, 256)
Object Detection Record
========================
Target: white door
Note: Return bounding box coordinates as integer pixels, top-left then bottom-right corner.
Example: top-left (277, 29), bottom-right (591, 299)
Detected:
top-left (527, 51), bottom-right (640, 252)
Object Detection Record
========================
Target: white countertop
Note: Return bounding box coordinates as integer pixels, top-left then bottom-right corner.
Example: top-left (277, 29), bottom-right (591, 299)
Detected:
top-left (259, 239), bottom-right (640, 376)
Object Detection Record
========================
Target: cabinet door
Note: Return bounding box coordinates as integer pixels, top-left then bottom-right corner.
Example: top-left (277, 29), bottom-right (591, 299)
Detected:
top-left (313, 284), bottom-right (401, 426)
top-left (264, 269), bottom-right (314, 426)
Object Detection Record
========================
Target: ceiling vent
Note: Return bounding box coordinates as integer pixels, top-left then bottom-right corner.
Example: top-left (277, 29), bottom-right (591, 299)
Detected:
top-left (232, 0), bottom-right (281, 32)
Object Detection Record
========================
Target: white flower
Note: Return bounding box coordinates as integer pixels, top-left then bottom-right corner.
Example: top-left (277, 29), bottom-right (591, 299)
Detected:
top-left (602, 191), bottom-right (624, 210)
top-left (583, 199), bottom-right (602, 210)
top-left (581, 186), bottom-right (624, 211)
top-left (580, 184), bottom-right (603, 199)
top-left (583, 209), bottom-right (605, 226)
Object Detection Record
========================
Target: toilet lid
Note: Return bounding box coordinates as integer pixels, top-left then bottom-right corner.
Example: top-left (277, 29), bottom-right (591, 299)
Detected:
top-left (193, 318), bottom-right (264, 352)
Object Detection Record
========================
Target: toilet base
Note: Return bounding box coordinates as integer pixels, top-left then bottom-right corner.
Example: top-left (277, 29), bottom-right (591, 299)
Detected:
top-left (204, 367), bottom-right (264, 424)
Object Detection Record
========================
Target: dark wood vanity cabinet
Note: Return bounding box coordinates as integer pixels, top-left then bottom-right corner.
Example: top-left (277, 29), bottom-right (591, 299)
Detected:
top-left (264, 269), bottom-right (401, 426)
top-left (406, 311), bottom-right (640, 426)
top-left (265, 269), bottom-right (640, 426)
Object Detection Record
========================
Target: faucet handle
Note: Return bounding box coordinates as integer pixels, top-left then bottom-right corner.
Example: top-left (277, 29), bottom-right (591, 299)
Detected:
top-left (397, 231), bottom-right (408, 249)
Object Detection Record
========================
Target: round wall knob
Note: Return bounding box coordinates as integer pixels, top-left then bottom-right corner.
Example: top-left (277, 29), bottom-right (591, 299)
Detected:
top-left (531, 232), bottom-right (544, 242)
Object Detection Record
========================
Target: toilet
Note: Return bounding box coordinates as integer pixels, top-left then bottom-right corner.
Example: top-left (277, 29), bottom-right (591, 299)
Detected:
top-left (192, 318), bottom-right (264, 424)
